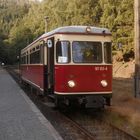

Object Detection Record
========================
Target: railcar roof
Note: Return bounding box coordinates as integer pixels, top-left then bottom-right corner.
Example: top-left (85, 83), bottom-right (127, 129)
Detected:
top-left (21, 26), bottom-right (111, 53)
top-left (41, 26), bottom-right (111, 38)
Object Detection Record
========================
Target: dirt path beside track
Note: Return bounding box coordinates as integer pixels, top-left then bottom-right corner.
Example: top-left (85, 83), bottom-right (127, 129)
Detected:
top-left (107, 78), bottom-right (140, 138)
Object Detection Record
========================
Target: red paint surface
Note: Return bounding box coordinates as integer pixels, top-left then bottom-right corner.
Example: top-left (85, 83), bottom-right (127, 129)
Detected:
top-left (55, 65), bottom-right (112, 93)
top-left (21, 65), bottom-right (44, 89)
top-left (21, 64), bottom-right (112, 95)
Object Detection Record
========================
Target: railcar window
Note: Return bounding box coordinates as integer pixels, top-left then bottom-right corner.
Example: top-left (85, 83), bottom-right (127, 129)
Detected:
top-left (30, 50), bottom-right (40, 64)
top-left (40, 45), bottom-right (44, 64)
top-left (56, 41), bottom-right (70, 63)
top-left (72, 41), bottom-right (102, 63)
top-left (21, 56), bottom-right (26, 64)
top-left (26, 53), bottom-right (28, 64)
top-left (104, 42), bottom-right (112, 63)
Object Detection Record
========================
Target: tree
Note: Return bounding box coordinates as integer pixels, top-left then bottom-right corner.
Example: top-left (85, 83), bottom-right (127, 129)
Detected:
top-left (0, 0), bottom-right (135, 64)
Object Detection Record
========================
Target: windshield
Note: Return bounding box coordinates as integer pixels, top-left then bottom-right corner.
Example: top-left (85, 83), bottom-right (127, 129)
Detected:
top-left (104, 42), bottom-right (112, 63)
top-left (72, 41), bottom-right (102, 63)
top-left (56, 41), bottom-right (70, 63)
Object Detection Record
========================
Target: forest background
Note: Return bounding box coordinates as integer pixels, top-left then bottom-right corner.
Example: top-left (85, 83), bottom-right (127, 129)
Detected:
top-left (0, 0), bottom-right (134, 64)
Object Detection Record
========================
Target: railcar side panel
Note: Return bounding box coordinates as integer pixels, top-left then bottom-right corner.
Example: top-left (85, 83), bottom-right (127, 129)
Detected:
top-left (21, 65), bottom-right (44, 90)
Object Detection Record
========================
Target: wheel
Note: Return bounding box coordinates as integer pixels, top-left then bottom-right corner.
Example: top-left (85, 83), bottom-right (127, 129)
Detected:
top-left (54, 96), bottom-right (61, 108)
top-left (106, 98), bottom-right (111, 106)
top-left (54, 96), bottom-right (68, 112)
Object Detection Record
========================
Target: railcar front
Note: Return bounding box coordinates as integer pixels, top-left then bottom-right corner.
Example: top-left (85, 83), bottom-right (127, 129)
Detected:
top-left (53, 27), bottom-right (112, 108)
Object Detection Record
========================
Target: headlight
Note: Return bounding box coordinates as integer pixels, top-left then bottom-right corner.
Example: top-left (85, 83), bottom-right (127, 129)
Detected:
top-left (101, 80), bottom-right (108, 87)
top-left (68, 80), bottom-right (75, 88)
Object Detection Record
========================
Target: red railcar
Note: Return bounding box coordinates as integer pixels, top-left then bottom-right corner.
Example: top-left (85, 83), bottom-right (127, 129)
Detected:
top-left (20, 26), bottom-right (112, 108)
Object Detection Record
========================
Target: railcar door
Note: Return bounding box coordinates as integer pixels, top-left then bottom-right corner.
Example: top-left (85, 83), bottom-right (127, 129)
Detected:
top-left (46, 37), bottom-right (54, 93)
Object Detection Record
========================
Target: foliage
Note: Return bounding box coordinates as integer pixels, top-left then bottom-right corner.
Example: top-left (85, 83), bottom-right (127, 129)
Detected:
top-left (0, 0), bottom-right (30, 63)
top-left (0, 0), bottom-right (134, 64)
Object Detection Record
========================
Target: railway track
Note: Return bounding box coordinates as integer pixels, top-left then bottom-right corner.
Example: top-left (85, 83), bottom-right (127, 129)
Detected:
top-left (65, 111), bottom-right (139, 140)
top-left (6, 66), bottom-right (140, 140)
